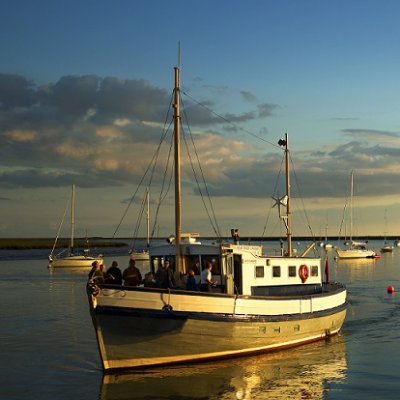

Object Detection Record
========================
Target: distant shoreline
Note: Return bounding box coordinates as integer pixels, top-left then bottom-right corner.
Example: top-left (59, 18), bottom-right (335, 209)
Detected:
top-left (0, 236), bottom-right (397, 250)
top-left (0, 238), bottom-right (129, 250)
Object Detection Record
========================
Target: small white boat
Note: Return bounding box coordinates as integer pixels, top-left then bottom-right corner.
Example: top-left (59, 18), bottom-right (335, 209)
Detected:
top-left (50, 252), bottom-right (103, 268)
top-left (86, 64), bottom-right (347, 372)
top-left (336, 244), bottom-right (376, 259)
top-left (336, 172), bottom-right (376, 259)
top-left (381, 210), bottom-right (393, 253)
top-left (394, 240), bottom-right (400, 247)
top-left (381, 245), bottom-right (393, 253)
top-left (49, 184), bottom-right (103, 268)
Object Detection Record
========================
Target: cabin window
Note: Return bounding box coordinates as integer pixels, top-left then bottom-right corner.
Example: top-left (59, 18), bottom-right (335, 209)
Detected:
top-left (311, 265), bottom-right (319, 277)
top-left (255, 266), bottom-right (264, 278)
top-left (272, 266), bottom-right (281, 278)
top-left (288, 266), bottom-right (296, 277)
top-left (201, 256), bottom-right (221, 275)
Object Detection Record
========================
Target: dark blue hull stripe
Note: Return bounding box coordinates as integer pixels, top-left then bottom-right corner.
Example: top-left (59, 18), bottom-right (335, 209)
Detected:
top-left (95, 301), bottom-right (347, 323)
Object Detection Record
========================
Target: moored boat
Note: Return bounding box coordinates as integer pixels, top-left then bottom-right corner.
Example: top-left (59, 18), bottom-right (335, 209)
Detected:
top-left (49, 184), bottom-right (103, 268)
top-left (336, 172), bottom-right (376, 259)
top-left (87, 64), bottom-right (347, 372)
top-left (381, 244), bottom-right (393, 253)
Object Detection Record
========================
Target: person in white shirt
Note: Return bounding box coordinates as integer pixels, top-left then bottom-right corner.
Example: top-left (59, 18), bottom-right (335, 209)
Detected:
top-left (200, 262), bottom-right (215, 292)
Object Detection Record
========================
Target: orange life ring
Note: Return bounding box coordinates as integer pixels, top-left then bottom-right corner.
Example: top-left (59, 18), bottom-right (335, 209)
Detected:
top-left (299, 264), bottom-right (309, 283)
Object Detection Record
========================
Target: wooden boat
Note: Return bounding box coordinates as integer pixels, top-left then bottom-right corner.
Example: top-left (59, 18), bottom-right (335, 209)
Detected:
top-left (87, 64), bottom-right (347, 372)
top-left (49, 184), bottom-right (103, 268)
top-left (336, 172), bottom-right (376, 259)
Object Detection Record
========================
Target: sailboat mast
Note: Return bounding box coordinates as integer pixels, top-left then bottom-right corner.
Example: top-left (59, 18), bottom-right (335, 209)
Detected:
top-left (70, 183), bottom-right (75, 251)
top-left (173, 66), bottom-right (182, 273)
top-left (284, 133), bottom-right (292, 256)
top-left (350, 170), bottom-right (353, 242)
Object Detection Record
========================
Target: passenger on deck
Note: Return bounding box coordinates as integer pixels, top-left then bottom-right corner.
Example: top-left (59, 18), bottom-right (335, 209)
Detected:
top-left (155, 258), bottom-right (176, 289)
top-left (122, 258), bottom-right (142, 286)
top-left (143, 271), bottom-right (157, 287)
top-left (104, 261), bottom-right (122, 285)
top-left (185, 269), bottom-right (198, 291)
top-left (88, 260), bottom-right (104, 284)
top-left (200, 262), bottom-right (216, 292)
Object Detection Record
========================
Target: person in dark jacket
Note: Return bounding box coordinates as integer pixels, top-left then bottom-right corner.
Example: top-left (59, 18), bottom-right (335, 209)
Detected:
top-left (185, 269), bottom-right (198, 291)
top-left (104, 260), bottom-right (122, 285)
top-left (122, 258), bottom-right (142, 286)
top-left (155, 259), bottom-right (176, 288)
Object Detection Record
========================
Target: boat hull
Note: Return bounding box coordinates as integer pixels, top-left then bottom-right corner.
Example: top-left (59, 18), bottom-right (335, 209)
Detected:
top-left (336, 249), bottom-right (376, 259)
top-left (50, 255), bottom-right (103, 268)
top-left (88, 284), bottom-right (347, 371)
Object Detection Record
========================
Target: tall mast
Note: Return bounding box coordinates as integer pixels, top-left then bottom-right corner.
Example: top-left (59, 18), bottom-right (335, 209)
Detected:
top-left (70, 183), bottom-right (75, 252)
top-left (173, 65), bottom-right (182, 273)
top-left (285, 133), bottom-right (292, 256)
top-left (278, 133), bottom-right (292, 256)
top-left (350, 170), bottom-right (353, 242)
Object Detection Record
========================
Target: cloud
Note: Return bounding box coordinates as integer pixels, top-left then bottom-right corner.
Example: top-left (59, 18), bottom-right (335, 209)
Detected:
top-left (240, 90), bottom-right (258, 103)
top-left (0, 73), bottom-right (37, 110)
top-left (258, 103), bottom-right (279, 118)
top-left (1, 72), bottom-right (400, 204)
top-left (2, 129), bottom-right (39, 142)
top-left (342, 128), bottom-right (400, 139)
top-left (0, 168), bottom-right (122, 188)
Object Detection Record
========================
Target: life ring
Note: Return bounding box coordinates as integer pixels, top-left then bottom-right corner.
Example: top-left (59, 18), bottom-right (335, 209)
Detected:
top-left (299, 264), bottom-right (309, 283)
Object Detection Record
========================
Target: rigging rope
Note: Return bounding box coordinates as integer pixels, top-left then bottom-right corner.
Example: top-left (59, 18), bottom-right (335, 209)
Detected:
top-left (182, 91), bottom-right (282, 150)
top-left (289, 153), bottom-right (319, 254)
top-left (181, 96), bottom-right (222, 239)
top-left (150, 130), bottom-right (175, 238)
top-left (260, 153), bottom-right (285, 240)
top-left (112, 91), bottom-right (175, 238)
top-left (50, 193), bottom-right (71, 257)
top-left (130, 190), bottom-right (147, 250)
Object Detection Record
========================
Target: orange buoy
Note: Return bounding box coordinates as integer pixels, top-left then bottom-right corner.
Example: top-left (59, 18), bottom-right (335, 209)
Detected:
top-left (387, 285), bottom-right (395, 294)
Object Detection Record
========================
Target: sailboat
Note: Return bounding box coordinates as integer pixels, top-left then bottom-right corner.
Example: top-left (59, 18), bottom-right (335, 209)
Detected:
top-left (323, 222), bottom-right (333, 250)
top-left (381, 209), bottom-right (393, 253)
top-left (49, 184), bottom-right (103, 268)
top-left (336, 171), bottom-right (376, 259)
top-left (86, 64), bottom-right (347, 372)
top-left (129, 187), bottom-right (150, 267)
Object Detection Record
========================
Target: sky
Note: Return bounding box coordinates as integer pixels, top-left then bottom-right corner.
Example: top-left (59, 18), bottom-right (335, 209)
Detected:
top-left (1, 0), bottom-right (400, 239)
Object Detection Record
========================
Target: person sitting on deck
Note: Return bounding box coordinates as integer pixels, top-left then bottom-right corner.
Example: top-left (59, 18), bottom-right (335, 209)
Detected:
top-left (104, 261), bottom-right (122, 285)
top-left (122, 258), bottom-right (142, 286)
top-left (185, 269), bottom-right (198, 291)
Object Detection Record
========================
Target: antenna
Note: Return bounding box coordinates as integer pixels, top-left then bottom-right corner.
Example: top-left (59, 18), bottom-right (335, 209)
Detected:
top-left (178, 41), bottom-right (181, 68)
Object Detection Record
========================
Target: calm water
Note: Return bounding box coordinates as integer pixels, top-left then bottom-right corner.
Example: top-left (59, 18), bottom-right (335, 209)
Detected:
top-left (1, 241), bottom-right (400, 399)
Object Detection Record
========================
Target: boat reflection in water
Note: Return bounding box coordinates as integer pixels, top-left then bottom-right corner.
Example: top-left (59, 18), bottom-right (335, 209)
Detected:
top-left (99, 335), bottom-right (347, 400)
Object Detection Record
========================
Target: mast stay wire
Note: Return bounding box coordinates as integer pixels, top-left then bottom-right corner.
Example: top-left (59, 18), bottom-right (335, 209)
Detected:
top-left (180, 96), bottom-right (223, 239)
top-left (289, 153), bottom-right (320, 255)
top-left (150, 129), bottom-right (175, 239)
top-left (182, 90), bottom-right (282, 150)
top-left (130, 190), bottom-right (147, 250)
top-left (112, 91), bottom-right (175, 238)
top-left (260, 153), bottom-right (285, 241)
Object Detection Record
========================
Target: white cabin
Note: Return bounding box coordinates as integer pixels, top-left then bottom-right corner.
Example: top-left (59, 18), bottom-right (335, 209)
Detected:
top-left (149, 241), bottom-right (323, 297)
